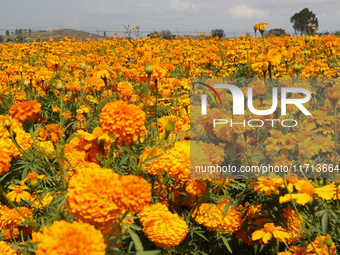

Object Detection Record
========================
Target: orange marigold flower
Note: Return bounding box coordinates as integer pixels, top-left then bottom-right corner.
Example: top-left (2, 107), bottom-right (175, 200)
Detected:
top-left (327, 85), bottom-right (340, 103)
top-left (7, 184), bottom-right (31, 202)
top-left (113, 175), bottom-right (152, 213)
top-left (35, 220), bottom-right (106, 255)
top-left (281, 207), bottom-right (304, 243)
top-left (252, 222), bottom-right (291, 244)
top-left (2, 227), bottom-right (19, 240)
top-left (0, 148), bottom-right (11, 176)
top-left (100, 100), bottom-right (146, 143)
top-left (138, 203), bottom-right (188, 249)
top-left (38, 124), bottom-right (65, 143)
top-left (0, 206), bottom-right (33, 229)
top-left (194, 199), bottom-right (243, 234)
top-left (14, 91), bottom-right (27, 102)
top-left (139, 146), bottom-right (165, 175)
top-left (185, 179), bottom-right (207, 197)
top-left (9, 100), bottom-right (41, 123)
top-left (66, 165), bottom-right (122, 228)
top-left (117, 81), bottom-right (134, 98)
top-left (307, 235), bottom-right (337, 255)
top-left (160, 140), bottom-right (190, 181)
top-left (0, 241), bottom-right (17, 255)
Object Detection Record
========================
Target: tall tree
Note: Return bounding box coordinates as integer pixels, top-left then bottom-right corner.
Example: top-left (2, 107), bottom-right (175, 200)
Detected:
top-left (290, 8), bottom-right (318, 35)
top-left (5, 30), bottom-right (9, 36)
top-left (211, 29), bottom-right (225, 39)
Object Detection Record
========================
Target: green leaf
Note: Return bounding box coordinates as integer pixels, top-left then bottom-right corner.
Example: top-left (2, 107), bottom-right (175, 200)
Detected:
top-left (144, 154), bottom-right (163, 163)
top-left (222, 203), bottom-right (230, 218)
top-left (220, 234), bottom-right (233, 254)
top-left (128, 223), bottom-right (142, 231)
top-left (136, 251), bottom-right (162, 255)
top-left (321, 211), bottom-right (328, 234)
top-left (194, 231), bottom-right (209, 241)
top-left (128, 228), bottom-right (143, 252)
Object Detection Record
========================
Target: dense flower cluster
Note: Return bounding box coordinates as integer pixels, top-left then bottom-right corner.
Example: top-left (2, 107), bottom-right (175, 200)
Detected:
top-left (0, 23), bottom-right (339, 254)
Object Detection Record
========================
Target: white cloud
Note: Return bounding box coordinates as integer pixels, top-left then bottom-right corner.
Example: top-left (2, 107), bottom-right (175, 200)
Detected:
top-left (169, 0), bottom-right (197, 11)
top-left (229, 4), bottom-right (268, 19)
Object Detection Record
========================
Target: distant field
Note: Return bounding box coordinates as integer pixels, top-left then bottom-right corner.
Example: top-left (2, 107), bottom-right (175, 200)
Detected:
top-left (1, 28), bottom-right (105, 43)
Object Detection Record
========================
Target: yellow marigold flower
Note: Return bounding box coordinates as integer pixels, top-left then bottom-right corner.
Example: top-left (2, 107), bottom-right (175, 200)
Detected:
top-left (252, 222), bottom-right (291, 244)
top-left (9, 100), bottom-right (41, 123)
top-left (96, 69), bottom-right (110, 80)
top-left (39, 141), bottom-right (55, 157)
top-left (139, 203), bottom-right (188, 249)
top-left (52, 106), bottom-right (60, 113)
top-left (35, 220), bottom-right (106, 255)
top-left (114, 175), bottom-right (152, 213)
top-left (30, 192), bottom-right (54, 209)
top-left (76, 105), bottom-right (91, 115)
top-left (0, 241), bottom-right (17, 255)
top-left (7, 184), bottom-right (31, 202)
top-left (0, 148), bottom-right (11, 176)
top-left (279, 182), bottom-right (335, 205)
top-left (38, 124), bottom-right (65, 143)
top-left (252, 173), bottom-right (285, 196)
top-left (66, 165), bottom-right (122, 228)
top-left (100, 100), bottom-right (146, 143)
top-left (327, 85), bottom-right (340, 103)
top-left (178, 93), bottom-right (190, 107)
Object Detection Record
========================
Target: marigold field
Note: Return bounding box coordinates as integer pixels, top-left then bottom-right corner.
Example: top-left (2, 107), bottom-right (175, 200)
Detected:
top-left (0, 24), bottom-right (339, 255)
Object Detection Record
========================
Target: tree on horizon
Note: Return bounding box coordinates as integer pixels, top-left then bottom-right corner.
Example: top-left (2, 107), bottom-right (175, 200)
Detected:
top-left (290, 8), bottom-right (318, 35)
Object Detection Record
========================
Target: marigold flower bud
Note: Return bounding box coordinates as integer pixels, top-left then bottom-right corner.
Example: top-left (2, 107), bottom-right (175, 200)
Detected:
top-left (30, 179), bottom-right (39, 189)
top-left (55, 83), bottom-right (64, 90)
top-left (305, 36), bottom-right (310, 43)
top-left (325, 234), bottom-right (333, 247)
top-left (80, 63), bottom-right (87, 71)
top-left (164, 116), bottom-right (177, 139)
top-left (3, 119), bottom-right (11, 129)
top-left (262, 62), bottom-right (268, 72)
top-left (144, 65), bottom-right (154, 75)
top-left (293, 64), bottom-right (302, 72)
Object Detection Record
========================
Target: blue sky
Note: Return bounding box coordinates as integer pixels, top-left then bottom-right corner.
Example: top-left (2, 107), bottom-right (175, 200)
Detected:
top-left (1, 0), bottom-right (340, 37)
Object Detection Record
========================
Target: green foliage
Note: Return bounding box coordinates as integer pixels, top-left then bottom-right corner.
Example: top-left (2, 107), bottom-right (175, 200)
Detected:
top-left (266, 28), bottom-right (287, 37)
top-left (211, 29), bottom-right (225, 39)
top-left (160, 30), bottom-right (176, 40)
